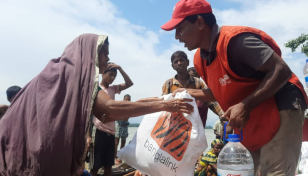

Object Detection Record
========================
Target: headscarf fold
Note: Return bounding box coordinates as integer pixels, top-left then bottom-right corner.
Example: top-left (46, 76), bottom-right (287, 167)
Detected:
top-left (0, 34), bottom-right (108, 176)
top-left (211, 139), bottom-right (224, 148)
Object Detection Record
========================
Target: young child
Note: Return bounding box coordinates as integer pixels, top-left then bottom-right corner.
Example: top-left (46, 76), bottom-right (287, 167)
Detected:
top-left (90, 63), bottom-right (133, 176)
top-left (0, 86), bottom-right (22, 120)
top-left (115, 94), bottom-right (131, 164)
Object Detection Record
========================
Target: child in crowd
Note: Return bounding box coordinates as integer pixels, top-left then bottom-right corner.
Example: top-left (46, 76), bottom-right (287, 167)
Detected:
top-left (115, 94), bottom-right (131, 165)
top-left (195, 139), bottom-right (224, 176)
top-left (90, 63), bottom-right (133, 176)
top-left (0, 86), bottom-right (22, 120)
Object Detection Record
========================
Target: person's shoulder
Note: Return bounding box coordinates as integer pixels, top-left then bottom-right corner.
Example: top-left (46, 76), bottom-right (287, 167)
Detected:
top-left (164, 77), bottom-right (174, 83)
top-left (201, 151), bottom-right (216, 163)
top-left (0, 104), bottom-right (9, 108)
top-left (0, 105), bottom-right (9, 111)
top-left (229, 32), bottom-right (262, 48)
top-left (163, 78), bottom-right (174, 86)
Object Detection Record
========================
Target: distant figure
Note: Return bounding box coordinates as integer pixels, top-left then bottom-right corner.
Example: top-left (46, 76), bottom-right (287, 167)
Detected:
top-left (0, 105), bottom-right (8, 120)
top-left (213, 120), bottom-right (223, 139)
top-left (188, 67), bottom-right (200, 79)
top-left (6, 86), bottom-right (22, 103)
top-left (0, 86), bottom-right (22, 120)
top-left (115, 94), bottom-right (131, 165)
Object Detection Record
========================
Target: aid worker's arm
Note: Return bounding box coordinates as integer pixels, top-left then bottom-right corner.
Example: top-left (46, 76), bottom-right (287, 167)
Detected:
top-left (172, 88), bottom-right (217, 102)
top-left (223, 52), bottom-right (292, 129)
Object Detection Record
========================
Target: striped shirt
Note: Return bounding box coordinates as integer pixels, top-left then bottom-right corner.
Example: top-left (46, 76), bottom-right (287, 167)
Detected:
top-left (200, 149), bottom-right (217, 166)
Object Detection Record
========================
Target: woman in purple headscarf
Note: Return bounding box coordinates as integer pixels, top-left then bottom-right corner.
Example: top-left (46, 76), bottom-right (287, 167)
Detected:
top-left (0, 34), bottom-right (193, 176)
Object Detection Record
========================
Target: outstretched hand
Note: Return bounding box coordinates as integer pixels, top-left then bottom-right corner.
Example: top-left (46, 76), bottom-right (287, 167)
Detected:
top-left (222, 102), bottom-right (251, 130)
top-left (164, 98), bottom-right (194, 114)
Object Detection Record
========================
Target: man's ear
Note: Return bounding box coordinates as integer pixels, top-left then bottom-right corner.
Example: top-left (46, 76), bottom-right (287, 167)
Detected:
top-left (197, 16), bottom-right (205, 30)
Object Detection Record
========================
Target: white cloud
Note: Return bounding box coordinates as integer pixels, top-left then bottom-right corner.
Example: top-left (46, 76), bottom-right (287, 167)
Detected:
top-left (0, 0), bottom-right (307, 126)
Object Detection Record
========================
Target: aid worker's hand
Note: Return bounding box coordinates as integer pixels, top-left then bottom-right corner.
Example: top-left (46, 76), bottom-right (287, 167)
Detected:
top-left (172, 88), bottom-right (186, 97)
top-left (221, 102), bottom-right (251, 130)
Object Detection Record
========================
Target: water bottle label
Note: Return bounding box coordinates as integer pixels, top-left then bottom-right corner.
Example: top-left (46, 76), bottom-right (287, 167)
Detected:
top-left (305, 76), bottom-right (308, 82)
top-left (217, 169), bottom-right (254, 176)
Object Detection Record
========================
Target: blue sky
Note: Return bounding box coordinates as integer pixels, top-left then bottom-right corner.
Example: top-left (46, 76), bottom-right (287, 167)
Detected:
top-left (0, 0), bottom-right (308, 126)
top-left (113, 0), bottom-right (238, 30)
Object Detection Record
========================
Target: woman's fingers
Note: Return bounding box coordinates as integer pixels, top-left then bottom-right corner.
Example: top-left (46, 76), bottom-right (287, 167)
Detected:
top-left (179, 98), bottom-right (193, 102)
top-left (177, 103), bottom-right (194, 113)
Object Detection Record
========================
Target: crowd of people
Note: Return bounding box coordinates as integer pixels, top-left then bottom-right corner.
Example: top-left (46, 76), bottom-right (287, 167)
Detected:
top-left (0, 0), bottom-right (307, 175)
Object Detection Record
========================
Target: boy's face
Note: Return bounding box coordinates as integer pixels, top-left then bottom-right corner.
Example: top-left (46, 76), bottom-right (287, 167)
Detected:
top-left (172, 57), bottom-right (189, 73)
top-left (188, 70), bottom-right (200, 78)
top-left (103, 71), bottom-right (117, 84)
top-left (124, 96), bottom-right (131, 101)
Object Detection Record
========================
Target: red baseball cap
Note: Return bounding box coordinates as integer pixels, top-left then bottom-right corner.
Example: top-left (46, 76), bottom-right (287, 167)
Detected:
top-left (161, 0), bottom-right (212, 31)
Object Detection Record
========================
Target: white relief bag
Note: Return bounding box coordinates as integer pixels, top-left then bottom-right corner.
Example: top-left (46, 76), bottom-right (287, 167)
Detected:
top-left (117, 91), bottom-right (207, 176)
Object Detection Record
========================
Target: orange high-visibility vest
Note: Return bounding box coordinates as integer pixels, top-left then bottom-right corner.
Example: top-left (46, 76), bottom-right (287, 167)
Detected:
top-left (194, 26), bottom-right (308, 151)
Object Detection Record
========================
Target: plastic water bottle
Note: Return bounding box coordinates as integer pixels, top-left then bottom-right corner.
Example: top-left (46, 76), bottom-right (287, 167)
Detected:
top-left (303, 59), bottom-right (308, 88)
top-left (217, 122), bottom-right (254, 176)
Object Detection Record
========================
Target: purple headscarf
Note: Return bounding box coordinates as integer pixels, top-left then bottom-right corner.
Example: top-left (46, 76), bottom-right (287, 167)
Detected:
top-left (0, 34), bottom-right (108, 175)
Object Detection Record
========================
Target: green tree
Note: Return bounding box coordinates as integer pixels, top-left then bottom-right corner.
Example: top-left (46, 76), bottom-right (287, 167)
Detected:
top-left (285, 33), bottom-right (308, 57)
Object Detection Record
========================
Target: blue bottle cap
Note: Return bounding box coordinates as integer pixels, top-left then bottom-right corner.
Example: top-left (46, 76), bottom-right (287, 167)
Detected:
top-left (223, 122), bottom-right (243, 142)
top-left (227, 134), bottom-right (241, 142)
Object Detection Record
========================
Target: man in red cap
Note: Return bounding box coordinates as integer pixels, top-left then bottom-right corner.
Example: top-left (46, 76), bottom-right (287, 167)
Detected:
top-left (162, 0), bottom-right (308, 175)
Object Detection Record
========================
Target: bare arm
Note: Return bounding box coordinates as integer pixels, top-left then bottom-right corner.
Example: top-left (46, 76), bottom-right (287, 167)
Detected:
top-left (223, 52), bottom-right (292, 129)
top-left (108, 64), bottom-right (134, 91)
top-left (214, 130), bottom-right (221, 137)
top-left (93, 90), bottom-right (194, 123)
top-left (243, 52), bottom-right (292, 110)
top-left (172, 88), bottom-right (216, 102)
top-left (118, 67), bottom-right (133, 91)
top-left (204, 102), bottom-right (224, 116)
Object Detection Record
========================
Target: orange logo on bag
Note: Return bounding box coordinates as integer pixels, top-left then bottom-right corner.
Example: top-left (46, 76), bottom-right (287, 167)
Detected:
top-left (151, 112), bottom-right (192, 161)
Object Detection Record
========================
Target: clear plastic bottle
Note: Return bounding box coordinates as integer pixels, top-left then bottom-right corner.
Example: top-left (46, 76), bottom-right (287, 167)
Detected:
top-left (217, 123), bottom-right (254, 176)
top-left (303, 59), bottom-right (308, 88)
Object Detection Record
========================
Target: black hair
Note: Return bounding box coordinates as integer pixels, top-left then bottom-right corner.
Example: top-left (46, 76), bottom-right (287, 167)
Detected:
top-left (6, 86), bottom-right (22, 100)
top-left (103, 62), bottom-right (117, 74)
top-left (184, 13), bottom-right (216, 29)
top-left (171, 51), bottom-right (188, 63)
top-left (124, 94), bottom-right (131, 99)
top-left (187, 67), bottom-right (197, 73)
